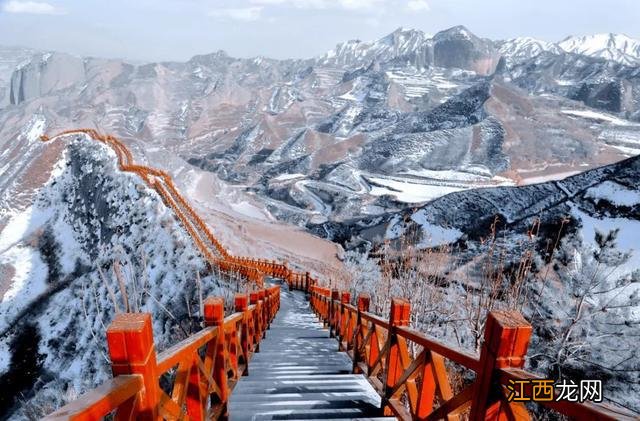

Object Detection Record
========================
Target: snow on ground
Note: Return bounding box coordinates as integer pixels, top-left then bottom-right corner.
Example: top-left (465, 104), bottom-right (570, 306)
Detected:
top-left (273, 173), bottom-right (306, 182)
top-left (598, 128), bottom-right (640, 156)
top-left (410, 209), bottom-right (463, 247)
top-left (521, 170), bottom-right (583, 185)
top-left (366, 175), bottom-right (465, 203)
top-left (571, 204), bottom-right (640, 273)
top-left (398, 168), bottom-right (485, 182)
top-left (585, 181), bottom-right (640, 207)
top-left (0, 137), bottom-right (234, 418)
top-left (0, 241), bottom-right (48, 331)
top-left (385, 68), bottom-right (466, 100)
top-left (230, 201), bottom-right (269, 221)
top-left (0, 337), bottom-right (9, 373)
top-left (561, 109), bottom-right (634, 126)
top-left (398, 168), bottom-right (515, 186)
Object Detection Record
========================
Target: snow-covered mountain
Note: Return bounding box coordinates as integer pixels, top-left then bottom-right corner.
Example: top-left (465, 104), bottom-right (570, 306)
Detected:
top-left (319, 26), bottom-right (500, 75)
top-left (497, 37), bottom-right (562, 65)
top-left (0, 137), bottom-right (230, 418)
top-left (319, 27), bottom-right (432, 69)
top-left (558, 33), bottom-right (640, 65)
top-left (497, 33), bottom-right (640, 66)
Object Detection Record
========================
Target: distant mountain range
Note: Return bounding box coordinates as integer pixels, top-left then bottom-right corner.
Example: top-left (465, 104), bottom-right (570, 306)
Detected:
top-left (1, 26), bottom-right (640, 230)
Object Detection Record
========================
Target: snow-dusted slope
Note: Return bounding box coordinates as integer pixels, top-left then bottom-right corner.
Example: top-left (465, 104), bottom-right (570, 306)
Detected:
top-left (318, 27), bottom-right (432, 68)
top-left (497, 37), bottom-right (562, 64)
top-left (0, 137), bottom-right (228, 418)
top-left (558, 33), bottom-right (640, 65)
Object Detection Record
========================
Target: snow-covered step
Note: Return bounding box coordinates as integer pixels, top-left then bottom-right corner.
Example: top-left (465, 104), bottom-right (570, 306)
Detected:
top-left (229, 408), bottom-right (389, 420)
top-left (228, 287), bottom-right (385, 420)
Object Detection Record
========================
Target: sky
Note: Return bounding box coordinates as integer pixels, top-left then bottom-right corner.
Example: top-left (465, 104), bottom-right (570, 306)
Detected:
top-left (0, 0), bottom-right (639, 62)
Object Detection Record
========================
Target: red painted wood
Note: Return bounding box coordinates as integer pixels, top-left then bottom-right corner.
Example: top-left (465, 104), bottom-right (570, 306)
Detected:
top-left (106, 314), bottom-right (160, 421)
top-left (469, 311), bottom-right (532, 421)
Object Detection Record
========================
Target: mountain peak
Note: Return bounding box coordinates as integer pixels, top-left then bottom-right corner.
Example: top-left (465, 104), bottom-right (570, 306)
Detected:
top-left (558, 33), bottom-right (640, 65)
top-left (433, 25), bottom-right (476, 41)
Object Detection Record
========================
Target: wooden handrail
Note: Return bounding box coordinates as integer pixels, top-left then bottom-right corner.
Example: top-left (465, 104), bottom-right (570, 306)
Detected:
top-left (44, 375), bottom-right (143, 420)
top-left (43, 286), bottom-right (281, 420)
top-left (300, 285), bottom-right (639, 420)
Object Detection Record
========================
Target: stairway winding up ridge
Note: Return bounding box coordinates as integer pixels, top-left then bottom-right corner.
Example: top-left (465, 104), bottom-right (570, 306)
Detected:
top-left (41, 129), bottom-right (313, 287)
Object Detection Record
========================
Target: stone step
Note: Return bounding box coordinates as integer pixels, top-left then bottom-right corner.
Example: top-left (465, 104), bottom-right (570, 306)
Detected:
top-left (228, 289), bottom-right (384, 421)
top-left (229, 391), bottom-right (379, 403)
top-left (229, 407), bottom-right (388, 420)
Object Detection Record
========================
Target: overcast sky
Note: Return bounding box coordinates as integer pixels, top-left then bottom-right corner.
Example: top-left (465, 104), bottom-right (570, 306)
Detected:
top-left (0, 0), bottom-right (639, 62)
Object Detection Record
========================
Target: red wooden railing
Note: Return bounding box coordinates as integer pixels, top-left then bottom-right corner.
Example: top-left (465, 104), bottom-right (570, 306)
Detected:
top-left (43, 286), bottom-right (280, 420)
top-left (303, 285), bottom-right (639, 420)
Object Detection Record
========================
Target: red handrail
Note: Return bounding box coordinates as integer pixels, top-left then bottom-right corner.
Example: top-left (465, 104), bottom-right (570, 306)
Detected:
top-left (44, 286), bottom-right (280, 420)
top-left (302, 284), bottom-right (639, 420)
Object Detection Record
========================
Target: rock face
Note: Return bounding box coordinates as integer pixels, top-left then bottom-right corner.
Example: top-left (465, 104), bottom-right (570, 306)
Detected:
top-left (0, 46), bottom-right (36, 107)
top-left (505, 51), bottom-right (640, 117)
top-left (432, 26), bottom-right (501, 75)
top-left (9, 52), bottom-right (85, 105)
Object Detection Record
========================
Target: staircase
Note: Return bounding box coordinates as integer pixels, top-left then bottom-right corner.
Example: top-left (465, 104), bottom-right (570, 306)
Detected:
top-left (229, 287), bottom-right (394, 420)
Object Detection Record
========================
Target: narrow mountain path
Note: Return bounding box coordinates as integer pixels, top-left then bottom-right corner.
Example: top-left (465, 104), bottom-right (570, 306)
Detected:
top-left (229, 285), bottom-right (392, 420)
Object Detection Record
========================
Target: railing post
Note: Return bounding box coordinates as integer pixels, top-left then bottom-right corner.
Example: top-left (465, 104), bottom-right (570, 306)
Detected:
top-left (106, 313), bottom-right (160, 421)
top-left (258, 289), bottom-right (267, 338)
top-left (204, 297), bottom-right (228, 417)
top-left (250, 291), bottom-right (261, 352)
top-left (469, 311), bottom-right (533, 420)
top-left (383, 298), bottom-right (410, 416)
top-left (305, 272), bottom-right (310, 292)
top-left (353, 293), bottom-right (370, 374)
top-left (235, 293), bottom-right (250, 375)
top-left (339, 291), bottom-right (351, 346)
top-left (330, 289), bottom-right (340, 338)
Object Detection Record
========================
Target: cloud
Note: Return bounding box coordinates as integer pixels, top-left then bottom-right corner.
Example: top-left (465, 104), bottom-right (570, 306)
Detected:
top-left (208, 6), bottom-right (263, 21)
top-left (1, 0), bottom-right (65, 15)
top-left (406, 0), bottom-right (429, 11)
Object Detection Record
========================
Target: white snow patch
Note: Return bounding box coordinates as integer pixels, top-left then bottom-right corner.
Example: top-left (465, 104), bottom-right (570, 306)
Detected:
top-left (410, 210), bottom-right (463, 247)
top-left (0, 338), bottom-right (10, 373)
top-left (572, 205), bottom-right (640, 272)
top-left (521, 170), bottom-right (583, 185)
top-left (0, 245), bottom-right (49, 332)
top-left (230, 201), bottom-right (268, 221)
top-left (367, 176), bottom-right (464, 203)
top-left (561, 109), bottom-right (633, 126)
top-left (0, 206), bottom-right (54, 253)
top-left (24, 114), bottom-right (47, 142)
top-left (585, 181), bottom-right (640, 207)
top-left (273, 173), bottom-right (306, 182)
